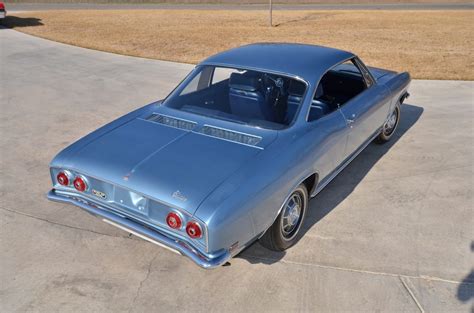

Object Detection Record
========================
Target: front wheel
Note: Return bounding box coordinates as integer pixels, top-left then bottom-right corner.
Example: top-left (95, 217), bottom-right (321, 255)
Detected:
top-left (260, 184), bottom-right (308, 251)
top-left (375, 103), bottom-right (401, 144)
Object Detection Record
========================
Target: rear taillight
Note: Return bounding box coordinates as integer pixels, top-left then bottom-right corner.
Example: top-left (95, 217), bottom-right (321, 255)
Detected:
top-left (0, 3), bottom-right (5, 10)
top-left (56, 172), bottom-right (69, 186)
top-left (73, 176), bottom-right (87, 192)
top-left (166, 212), bottom-right (182, 229)
top-left (186, 221), bottom-right (202, 239)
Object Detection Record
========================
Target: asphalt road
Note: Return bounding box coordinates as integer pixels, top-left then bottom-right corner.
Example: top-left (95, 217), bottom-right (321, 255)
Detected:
top-left (6, 2), bottom-right (474, 11)
top-left (1, 28), bottom-right (473, 312)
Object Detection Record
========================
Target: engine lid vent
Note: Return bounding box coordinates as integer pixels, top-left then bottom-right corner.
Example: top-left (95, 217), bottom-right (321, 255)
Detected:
top-left (146, 113), bottom-right (196, 131)
top-left (201, 125), bottom-right (261, 146)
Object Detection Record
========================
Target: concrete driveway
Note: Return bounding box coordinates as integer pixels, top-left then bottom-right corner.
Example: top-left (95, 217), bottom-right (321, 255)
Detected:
top-left (0, 28), bottom-right (473, 312)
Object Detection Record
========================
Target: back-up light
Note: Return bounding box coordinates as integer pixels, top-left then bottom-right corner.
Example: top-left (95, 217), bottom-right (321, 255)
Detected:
top-left (57, 172), bottom-right (69, 186)
top-left (73, 176), bottom-right (87, 192)
top-left (166, 212), bottom-right (182, 229)
top-left (186, 221), bottom-right (202, 239)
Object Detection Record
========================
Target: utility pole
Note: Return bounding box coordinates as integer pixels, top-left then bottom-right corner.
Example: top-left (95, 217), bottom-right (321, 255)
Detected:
top-left (269, 0), bottom-right (273, 27)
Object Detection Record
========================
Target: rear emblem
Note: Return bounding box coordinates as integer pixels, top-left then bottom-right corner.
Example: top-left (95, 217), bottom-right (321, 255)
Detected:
top-left (92, 189), bottom-right (107, 200)
top-left (172, 190), bottom-right (187, 202)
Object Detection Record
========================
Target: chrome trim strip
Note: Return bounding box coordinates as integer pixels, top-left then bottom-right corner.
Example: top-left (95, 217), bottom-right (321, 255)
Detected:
top-left (141, 113), bottom-right (197, 131)
top-left (202, 124), bottom-right (262, 140)
top-left (196, 124), bottom-right (264, 150)
top-left (47, 189), bottom-right (231, 269)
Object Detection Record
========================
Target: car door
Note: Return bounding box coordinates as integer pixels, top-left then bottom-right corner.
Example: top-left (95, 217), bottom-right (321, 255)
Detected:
top-left (337, 59), bottom-right (390, 159)
top-left (307, 105), bottom-right (348, 183)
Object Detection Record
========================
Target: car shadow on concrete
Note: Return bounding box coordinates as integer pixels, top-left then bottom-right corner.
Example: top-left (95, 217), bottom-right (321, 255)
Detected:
top-left (457, 241), bottom-right (474, 304)
top-left (0, 16), bottom-right (43, 28)
top-left (237, 103), bottom-right (424, 266)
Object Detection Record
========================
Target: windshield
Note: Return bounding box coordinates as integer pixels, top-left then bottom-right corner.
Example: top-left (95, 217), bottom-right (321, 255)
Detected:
top-left (163, 65), bottom-right (307, 129)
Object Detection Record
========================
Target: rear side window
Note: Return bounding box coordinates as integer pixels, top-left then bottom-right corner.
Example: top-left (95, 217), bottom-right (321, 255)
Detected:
top-left (212, 67), bottom-right (240, 85)
top-left (180, 66), bottom-right (214, 95)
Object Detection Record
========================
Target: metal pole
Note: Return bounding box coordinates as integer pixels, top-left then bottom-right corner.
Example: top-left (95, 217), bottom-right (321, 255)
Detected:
top-left (269, 0), bottom-right (273, 27)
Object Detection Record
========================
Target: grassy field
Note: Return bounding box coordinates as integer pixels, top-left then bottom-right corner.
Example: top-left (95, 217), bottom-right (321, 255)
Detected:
top-left (5, 10), bottom-right (474, 80)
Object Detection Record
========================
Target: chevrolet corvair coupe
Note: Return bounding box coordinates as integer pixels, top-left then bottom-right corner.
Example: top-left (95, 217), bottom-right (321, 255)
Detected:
top-left (48, 44), bottom-right (410, 268)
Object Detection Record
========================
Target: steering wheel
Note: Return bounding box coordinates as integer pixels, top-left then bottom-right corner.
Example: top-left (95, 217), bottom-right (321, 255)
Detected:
top-left (265, 75), bottom-right (286, 94)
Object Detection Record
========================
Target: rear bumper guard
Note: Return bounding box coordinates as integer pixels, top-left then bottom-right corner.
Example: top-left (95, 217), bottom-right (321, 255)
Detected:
top-left (47, 189), bottom-right (230, 269)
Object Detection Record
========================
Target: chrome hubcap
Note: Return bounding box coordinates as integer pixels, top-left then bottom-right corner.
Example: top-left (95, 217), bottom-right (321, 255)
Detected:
top-left (281, 192), bottom-right (303, 239)
top-left (383, 108), bottom-right (398, 136)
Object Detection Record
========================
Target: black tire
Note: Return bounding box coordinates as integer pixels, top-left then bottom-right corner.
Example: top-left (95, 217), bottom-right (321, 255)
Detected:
top-left (375, 103), bottom-right (401, 144)
top-left (260, 184), bottom-right (308, 251)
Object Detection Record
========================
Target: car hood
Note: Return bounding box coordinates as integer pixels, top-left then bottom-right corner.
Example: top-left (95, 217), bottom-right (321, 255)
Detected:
top-left (64, 118), bottom-right (265, 215)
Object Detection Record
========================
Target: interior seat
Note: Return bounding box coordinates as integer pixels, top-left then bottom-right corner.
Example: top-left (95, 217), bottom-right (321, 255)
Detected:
top-left (287, 82), bottom-right (327, 122)
top-left (309, 100), bottom-right (331, 121)
top-left (229, 73), bottom-right (273, 121)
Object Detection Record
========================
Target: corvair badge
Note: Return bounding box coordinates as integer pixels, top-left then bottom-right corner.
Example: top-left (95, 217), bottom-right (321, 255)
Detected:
top-left (92, 189), bottom-right (107, 200)
top-left (172, 190), bottom-right (187, 202)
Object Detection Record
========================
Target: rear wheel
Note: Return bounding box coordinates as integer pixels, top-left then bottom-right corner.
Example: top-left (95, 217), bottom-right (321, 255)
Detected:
top-left (260, 184), bottom-right (308, 251)
top-left (376, 103), bottom-right (400, 144)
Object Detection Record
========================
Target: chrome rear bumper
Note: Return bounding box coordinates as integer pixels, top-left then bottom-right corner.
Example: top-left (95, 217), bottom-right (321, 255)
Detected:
top-left (47, 189), bottom-right (231, 269)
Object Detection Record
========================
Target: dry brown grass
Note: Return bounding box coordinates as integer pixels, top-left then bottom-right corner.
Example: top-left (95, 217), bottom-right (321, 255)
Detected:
top-left (7, 10), bottom-right (474, 80)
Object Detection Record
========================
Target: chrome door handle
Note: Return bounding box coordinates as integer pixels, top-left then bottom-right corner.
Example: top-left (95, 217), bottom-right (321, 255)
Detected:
top-left (346, 114), bottom-right (356, 127)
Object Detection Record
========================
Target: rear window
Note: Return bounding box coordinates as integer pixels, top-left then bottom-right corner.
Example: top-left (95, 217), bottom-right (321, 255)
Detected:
top-left (163, 66), bottom-right (307, 129)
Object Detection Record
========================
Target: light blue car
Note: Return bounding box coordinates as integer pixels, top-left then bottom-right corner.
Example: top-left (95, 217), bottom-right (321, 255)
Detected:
top-left (47, 43), bottom-right (411, 269)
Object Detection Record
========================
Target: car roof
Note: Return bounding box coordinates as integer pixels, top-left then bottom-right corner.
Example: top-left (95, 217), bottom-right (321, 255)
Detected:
top-left (200, 43), bottom-right (354, 84)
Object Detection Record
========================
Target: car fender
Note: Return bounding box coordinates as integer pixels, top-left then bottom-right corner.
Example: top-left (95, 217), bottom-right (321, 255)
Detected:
top-left (258, 171), bottom-right (319, 239)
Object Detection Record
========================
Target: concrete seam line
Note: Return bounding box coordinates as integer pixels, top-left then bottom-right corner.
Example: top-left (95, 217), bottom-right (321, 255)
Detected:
top-left (399, 276), bottom-right (425, 313)
top-left (0, 206), bottom-right (127, 240)
top-left (245, 255), bottom-right (471, 285)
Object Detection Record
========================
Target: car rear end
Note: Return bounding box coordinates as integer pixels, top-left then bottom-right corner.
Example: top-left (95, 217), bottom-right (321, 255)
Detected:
top-left (48, 168), bottom-right (231, 269)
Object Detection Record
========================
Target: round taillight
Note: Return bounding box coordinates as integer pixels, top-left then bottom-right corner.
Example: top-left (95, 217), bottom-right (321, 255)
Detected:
top-left (166, 212), bottom-right (182, 229)
top-left (186, 221), bottom-right (202, 239)
top-left (73, 176), bottom-right (87, 192)
top-left (57, 172), bottom-right (69, 186)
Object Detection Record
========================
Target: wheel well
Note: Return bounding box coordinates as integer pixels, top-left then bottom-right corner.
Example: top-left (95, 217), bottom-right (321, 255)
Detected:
top-left (303, 173), bottom-right (318, 196)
